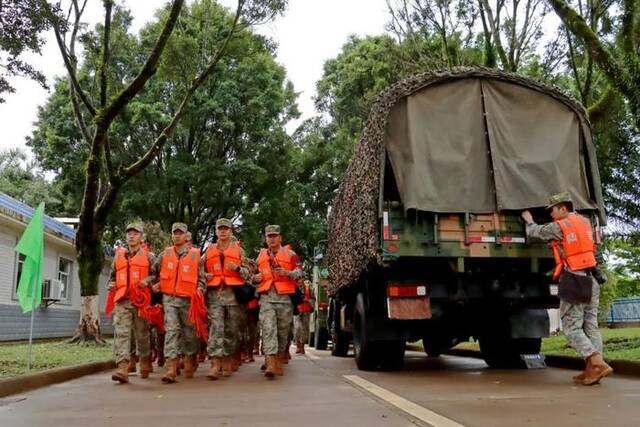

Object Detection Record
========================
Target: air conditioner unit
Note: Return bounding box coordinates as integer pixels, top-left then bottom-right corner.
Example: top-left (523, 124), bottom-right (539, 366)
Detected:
top-left (42, 279), bottom-right (64, 300)
top-left (50, 279), bottom-right (64, 300)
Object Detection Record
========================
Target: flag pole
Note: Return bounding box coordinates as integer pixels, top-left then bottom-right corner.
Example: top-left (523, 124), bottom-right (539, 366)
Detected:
top-left (27, 283), bottom-right (36, 371)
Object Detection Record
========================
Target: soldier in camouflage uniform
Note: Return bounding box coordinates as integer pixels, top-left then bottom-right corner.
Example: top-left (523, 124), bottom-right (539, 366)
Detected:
top-left (202, 218), bottom-right (253, 380)
top-left (522, 192), bottom-right (613, 385)
top-left (108, 223), bottom-right (155, 383)
top-left (253, 225), bottom-right (304, 378)
top-left (294, 280), bottom-right (314, 354)
top-left (148, 222), bottom-right (206, 384)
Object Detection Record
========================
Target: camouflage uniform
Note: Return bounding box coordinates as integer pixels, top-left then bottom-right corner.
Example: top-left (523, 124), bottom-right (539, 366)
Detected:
top-left (109, 247), bottom-right (155, 364)
top-left (258, 243), bottom-right (304, 356)
top-left (526, 221), bottom-right (603, 358)
top-left (148, 245), bottom-right (206, 359)
top-left (294, 313), bottom-right (311, 345)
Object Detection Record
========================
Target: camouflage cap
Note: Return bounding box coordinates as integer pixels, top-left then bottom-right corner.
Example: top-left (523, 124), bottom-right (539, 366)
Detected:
top-left (546, 192), bottom-right (573, 209)
top-left (171, 222), bottom-right (188, 233)
top-left (216, 218), bottom-right (232, 229)
top-left (265, 224), bottom-right (281, 235)
top-left (125, 222), bottom-right (144, 233)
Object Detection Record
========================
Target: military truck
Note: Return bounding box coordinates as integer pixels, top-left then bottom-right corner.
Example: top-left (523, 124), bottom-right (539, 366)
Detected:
top-left (308, 242), bottom-right (331, 350)
top-left (327, 68), bottom-right (605, 370)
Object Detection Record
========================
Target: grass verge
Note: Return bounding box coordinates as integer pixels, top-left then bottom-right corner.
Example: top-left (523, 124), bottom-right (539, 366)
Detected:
top-left (0, 338), bottom-right (113, 379)
top-left (452, 328), bottom-right (640, 361)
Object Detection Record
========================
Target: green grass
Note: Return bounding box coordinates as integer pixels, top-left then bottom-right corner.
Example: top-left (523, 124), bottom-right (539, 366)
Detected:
top-left (0, 338), bottom-right (113, 379)
top-left (453, 328), bottom-right (640, 361)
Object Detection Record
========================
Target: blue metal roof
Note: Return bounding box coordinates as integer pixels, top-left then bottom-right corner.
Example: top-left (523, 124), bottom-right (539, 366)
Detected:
top-left (0, 192), bottom-right (76, 241)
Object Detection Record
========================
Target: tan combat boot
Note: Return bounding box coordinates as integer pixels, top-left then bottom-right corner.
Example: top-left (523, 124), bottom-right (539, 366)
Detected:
top-left (264, 355), bottom-right (276, 378)
top-left (274, 355), bottom-right (284, 376)
top-left (161, 358), bottom-right (178, 383)
top-left (207, 357), bottom-right (222, 380)
top-left (221, 357), bottom-right (232, 377)
top-left (297, 341), bottom-right (305, 355)
top-left (111, 360), bottom-right (129, 383)
top-left (582, 352), bottom-right (613, 385)
top-left (139, 356), bottom-right (152, 379)
top-left (128, 357), bottom-right (137, 374)
top-left (183, 354), bottom-right (197, 379)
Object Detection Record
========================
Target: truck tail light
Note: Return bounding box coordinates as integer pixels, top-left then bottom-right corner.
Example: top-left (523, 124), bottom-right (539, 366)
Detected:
top-left (387, 284), bottom-right (427, 298)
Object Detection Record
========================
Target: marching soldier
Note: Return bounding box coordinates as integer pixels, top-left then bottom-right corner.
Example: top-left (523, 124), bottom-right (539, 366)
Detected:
top-left (522, 192), bottom-right (613, 385)
top-left (148, 222), bottom-right (206, 383)
top-left (203, 218), bottom-right (253, 380)
top-left (253, 225), bottom-right (303, 378)
top-left (294, 279), bottom-right (314, 355)
top-left (108, 223), bottom-right (155, 383)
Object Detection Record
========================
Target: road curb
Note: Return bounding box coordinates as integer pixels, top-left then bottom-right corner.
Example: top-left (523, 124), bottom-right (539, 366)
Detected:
top-left (0, 360), bottom-right (115, 398)
top-left (408, 346), bottom-right (640, 377)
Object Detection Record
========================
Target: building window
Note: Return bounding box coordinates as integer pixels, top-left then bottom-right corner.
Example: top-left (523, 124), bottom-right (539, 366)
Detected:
top-left (58, 257), bottom-right (73, 301)
top-left (15, 253), bottom-right (26, 292)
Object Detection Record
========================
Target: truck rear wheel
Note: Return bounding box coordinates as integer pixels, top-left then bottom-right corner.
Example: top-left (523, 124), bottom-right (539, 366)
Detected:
top-left (480, 335), bottom-right (541, 368)
top-left (353, 294), bottom-right (405, 370)
top-left (330, 299), bottom-right (351, 357)
top-left (314, 316), bottom-right (329, 350)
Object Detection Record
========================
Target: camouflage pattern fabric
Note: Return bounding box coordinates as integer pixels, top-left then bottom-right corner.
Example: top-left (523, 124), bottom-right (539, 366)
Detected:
top-left (259, 293), bottom-right (293, 355)
top-left (163, 295), bottom-right (199, 359)
top-left (206, 288), bottom-right (243, 357)
top-left (294, 313), bottom-right (310, 344)
top-left (560, 277), bottom-right (603, 358)
top-left (113, 300), bottom-right (150, 364)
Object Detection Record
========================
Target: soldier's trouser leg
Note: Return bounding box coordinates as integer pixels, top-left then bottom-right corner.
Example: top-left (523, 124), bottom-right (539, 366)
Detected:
top-left (178, 302), bottom-right (199, 357)
top-left (207, 300), bottom-right (225, 358)
top-left (164, 302), bottom-right (182, 360)
top-left (113, 301), bottom-right (134, 364)
top-left (259, 301), bottom-right (278, 355)
top-left (560, 279), bottom-right (603, 358)
top-left (133, 310), bottom-right (151, 358)
top-left (276, 303), bottom-right (294, 354)
top-left (247, 314), bottom-right (258, 354)
top-left (294, 313), bottom-right (310, 344)
top-left (224, 306), bottom-right (243, 356)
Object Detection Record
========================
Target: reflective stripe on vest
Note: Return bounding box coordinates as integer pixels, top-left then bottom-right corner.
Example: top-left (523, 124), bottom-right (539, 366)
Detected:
top-left (159, 247), bottom-right (200, 298)
top-left (205, 242), bottom-right (244, 287)
top-left (114, 247), bottom-right (150, 303)
top-left (554, 213), bottom-right (597, 273)
top-left (256, 247), bottom-right (297, 295)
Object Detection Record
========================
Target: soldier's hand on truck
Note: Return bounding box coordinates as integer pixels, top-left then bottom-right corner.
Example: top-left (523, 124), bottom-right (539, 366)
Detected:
top-left (521, 210), bottom-right (534, 225)
top-left (253, 273), bottom-right (262, 283)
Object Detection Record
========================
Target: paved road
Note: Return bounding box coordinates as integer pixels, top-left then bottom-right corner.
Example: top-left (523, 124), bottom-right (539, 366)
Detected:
top-left (1, 348), bottom-right (638, 427)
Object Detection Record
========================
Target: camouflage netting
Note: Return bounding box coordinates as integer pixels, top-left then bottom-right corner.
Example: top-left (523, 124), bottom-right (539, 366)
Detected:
top-left (326, 67), bottom-right (600, 296)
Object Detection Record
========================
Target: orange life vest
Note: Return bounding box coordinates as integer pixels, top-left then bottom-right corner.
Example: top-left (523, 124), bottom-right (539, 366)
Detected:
top-left (114, 247), bottom-right (150, 303)
top-left (204, 241), bottom-right (244, 287)
top-left (159, 246), bottom-right (201, 298)
top-left (297, 283), bottom-right (313, 313)
top-left (256, 246), bottom-right (298, 295)
top-left (551, 213), bottom-right (597, 279)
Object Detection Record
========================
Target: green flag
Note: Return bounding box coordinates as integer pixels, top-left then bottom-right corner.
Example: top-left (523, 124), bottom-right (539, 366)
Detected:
top-left (15, 202), bottom-right (45, 313)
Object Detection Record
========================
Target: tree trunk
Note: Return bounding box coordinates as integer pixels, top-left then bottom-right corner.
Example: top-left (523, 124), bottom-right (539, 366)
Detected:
top-left (68, 295), bottom-right (105, 345)
top-left (68, 222), bottom-right (107, 345)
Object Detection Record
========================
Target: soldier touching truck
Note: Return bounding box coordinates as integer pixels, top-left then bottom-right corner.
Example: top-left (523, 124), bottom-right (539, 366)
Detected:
top-left (522, 192), bottom-right (612, 385)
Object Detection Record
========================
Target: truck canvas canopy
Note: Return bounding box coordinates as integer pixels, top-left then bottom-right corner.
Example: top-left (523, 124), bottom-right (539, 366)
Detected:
top-left (385, 77), bottom-right (599, 213)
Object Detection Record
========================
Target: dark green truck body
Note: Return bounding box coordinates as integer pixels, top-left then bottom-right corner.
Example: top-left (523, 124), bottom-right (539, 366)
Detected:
top-left (326, 69), bottom-right (605, 370)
